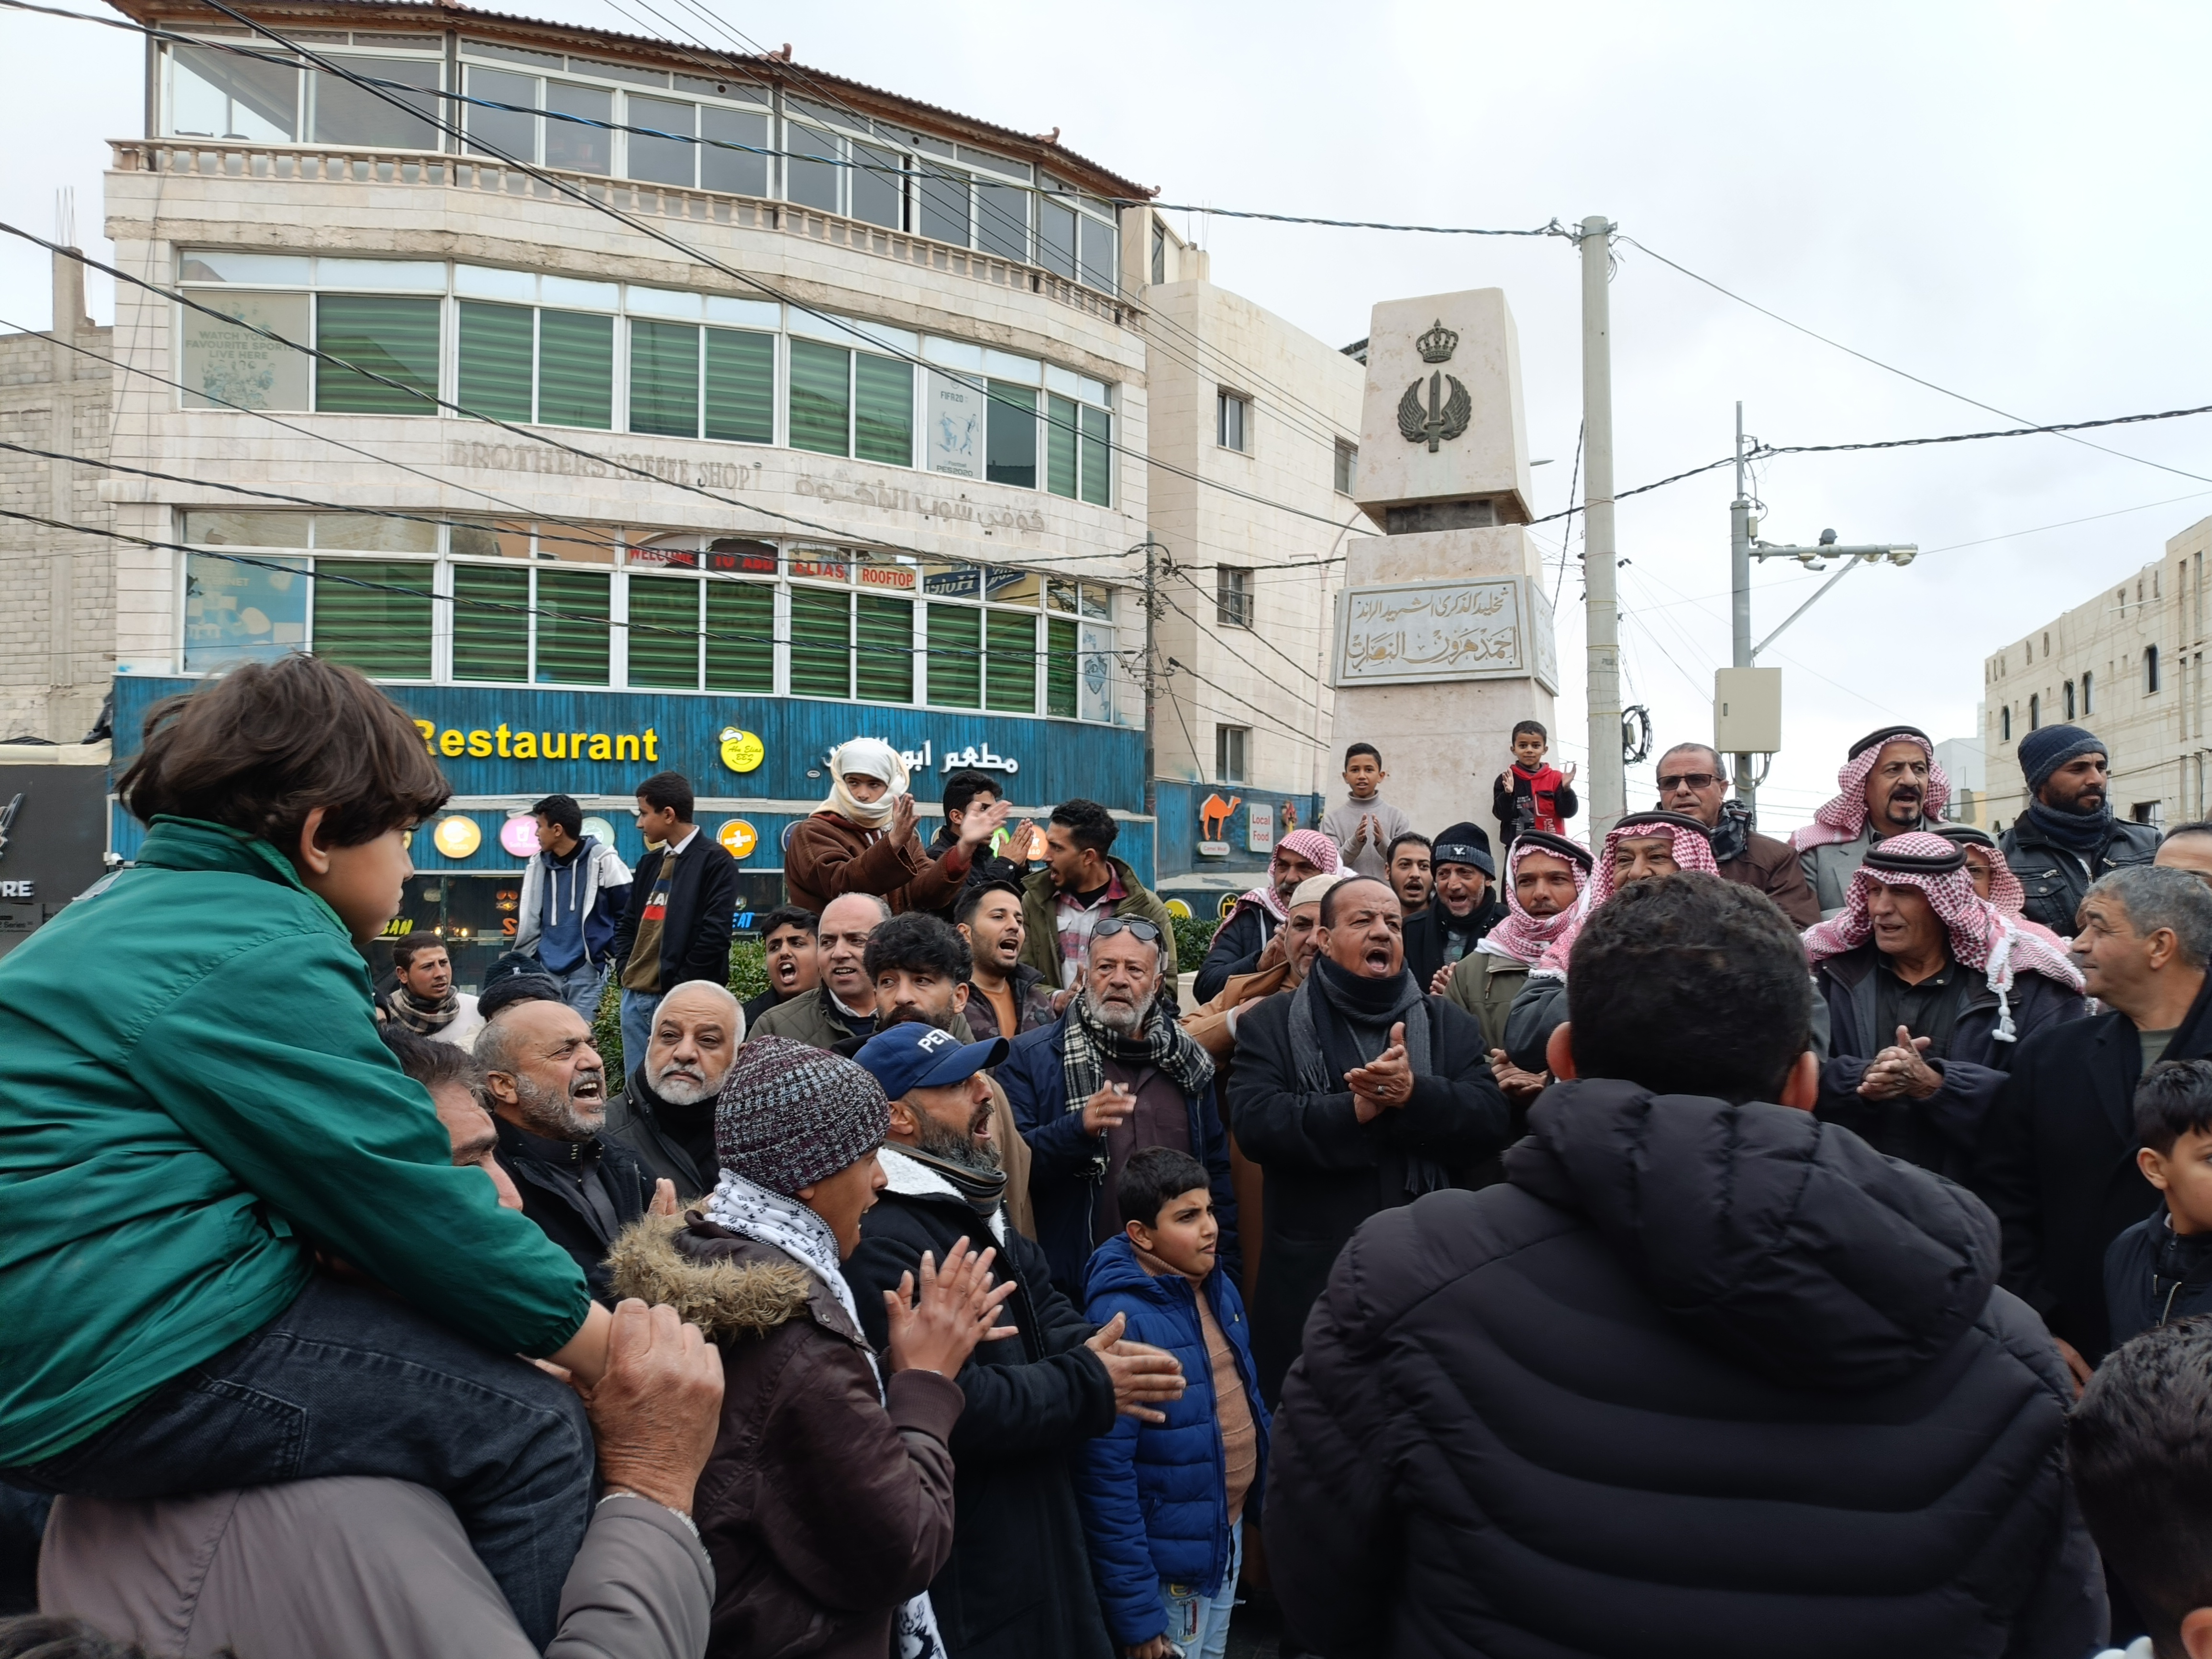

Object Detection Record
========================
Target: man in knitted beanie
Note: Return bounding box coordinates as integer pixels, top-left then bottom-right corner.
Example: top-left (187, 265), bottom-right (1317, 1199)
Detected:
top-left (1999, 722), bottom-right (2159, 937)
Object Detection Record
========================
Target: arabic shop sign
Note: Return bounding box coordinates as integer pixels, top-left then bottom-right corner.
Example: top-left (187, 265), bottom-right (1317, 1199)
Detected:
top-left (412, 720), bottom-right (662, 763)
top-left (1330, 576), bottom-right (1560, 694)
top-left (824, 739), bottom-right (1021, 778)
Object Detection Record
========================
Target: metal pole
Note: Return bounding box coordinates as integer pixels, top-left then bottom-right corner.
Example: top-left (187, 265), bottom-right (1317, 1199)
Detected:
top-left (1142, 539), bottom-right (1158, 819)
top-left (1579, 215), bottom-right (1623, 835)
top-left (1730, 401), bottom-right (1757, 826)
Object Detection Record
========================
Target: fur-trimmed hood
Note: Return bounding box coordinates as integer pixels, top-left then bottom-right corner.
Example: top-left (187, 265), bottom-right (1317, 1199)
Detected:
top-left (606, 1210), bottom-right (837, 1343)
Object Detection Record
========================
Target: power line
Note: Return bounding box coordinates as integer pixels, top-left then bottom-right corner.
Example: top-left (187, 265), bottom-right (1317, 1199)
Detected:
top-left (1121, 202), bottom-right (1567, 238)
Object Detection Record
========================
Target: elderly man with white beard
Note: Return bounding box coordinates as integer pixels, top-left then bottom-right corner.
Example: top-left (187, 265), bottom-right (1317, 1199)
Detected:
top-left (1000, 917), bottom-right (1239, 1299)
top-left (601, 980), bottom-right (744, 1202)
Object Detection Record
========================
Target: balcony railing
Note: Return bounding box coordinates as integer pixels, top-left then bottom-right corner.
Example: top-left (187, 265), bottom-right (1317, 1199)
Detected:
top-left (109, 140), bottom-right (1138, 331)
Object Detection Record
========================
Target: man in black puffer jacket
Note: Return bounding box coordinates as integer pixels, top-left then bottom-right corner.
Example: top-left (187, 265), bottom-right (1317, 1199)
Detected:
top-left (1267, 873), bottom-right (2105, 1658)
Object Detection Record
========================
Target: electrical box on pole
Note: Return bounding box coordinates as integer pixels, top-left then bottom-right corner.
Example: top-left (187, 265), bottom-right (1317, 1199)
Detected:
top-left (1714, 667), bottom-right (1782, 756)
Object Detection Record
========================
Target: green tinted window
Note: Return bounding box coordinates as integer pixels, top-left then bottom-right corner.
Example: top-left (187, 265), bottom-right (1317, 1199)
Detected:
top-left (628, 320), bottom-right (698, 438)
top-left (927, 603), bottom-right (981, 708)
top-left (1046, 393), bottom-right (1078, 499)
top-left (536, 569), bottom-right (610, 684)
top-left (626, 573), bottom-right (699, 689)
top-left (986, 380), bottom-right (1036, 489)
top-left (704, 580), bottom-right (774, 692)
top-left (1046, 616), bottom-right (1078, 717)
top-left (787, 338), bottom-right (850, 456)
top-left (985, 609), bottom-right (1036, 712)
top-left (855, 593), bottom-right (913, 702)
top-left (311, 559), bottom-right (431, 676)
top-left (315, 295), bottom-right (439, 415)
top-left (854, 354), bottom-right (913, 465)
top-left (452, 563), bottom-right (528, 682)
top-left (704, 329), bottom-right (774, 444)
top-left (537, 310), bottom-right (613, 429)
top-left (787, 584), bottom-right (850, 697)
top-left (1079, 405), bottom-right (1111, 507)
top-left (456, 302), bottom-right (533, 423)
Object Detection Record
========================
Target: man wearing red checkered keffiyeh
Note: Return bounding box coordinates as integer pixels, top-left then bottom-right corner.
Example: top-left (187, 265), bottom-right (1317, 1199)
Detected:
top-left (1791, 725), bottom-right (1952, 920)
top-left (1532, 812), bottom-right (1719, 979)
top-left (1192, 829), bottom-right (1342, 1004)
top-left (1803, 832), bottom-right (2086, 1180)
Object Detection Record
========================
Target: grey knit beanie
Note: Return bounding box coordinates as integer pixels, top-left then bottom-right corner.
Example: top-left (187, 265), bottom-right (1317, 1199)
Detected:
top-left (714, 1037), bottom-right (890, 1195)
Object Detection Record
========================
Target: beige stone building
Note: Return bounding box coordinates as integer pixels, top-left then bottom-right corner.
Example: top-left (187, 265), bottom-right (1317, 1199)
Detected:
top-left (1980, 514), bottom-right (2212, 832)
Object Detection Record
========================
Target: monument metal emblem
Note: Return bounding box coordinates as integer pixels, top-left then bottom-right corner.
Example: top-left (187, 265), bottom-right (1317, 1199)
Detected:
top-left (1395, 320), bottom-right (1471, 453)
top-left (1331, 576), bottom-right (1559, 694)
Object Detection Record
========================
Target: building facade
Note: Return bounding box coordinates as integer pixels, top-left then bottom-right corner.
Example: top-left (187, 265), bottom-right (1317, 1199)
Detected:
top-left (1980, 514), bottom-right (2212, 834)
top-left (0, 0), bottom-right (1370, 967)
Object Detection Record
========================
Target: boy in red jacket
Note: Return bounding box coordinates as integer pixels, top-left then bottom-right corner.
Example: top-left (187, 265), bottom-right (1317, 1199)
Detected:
top-left (1492, 720), bottom-right (1579, 850)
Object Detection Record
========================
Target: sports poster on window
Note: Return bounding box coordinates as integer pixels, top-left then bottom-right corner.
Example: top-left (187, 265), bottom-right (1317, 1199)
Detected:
top-left (928, 373), bottom-right (983, 479)
top-left (181, 291), bottom-right (310, 412)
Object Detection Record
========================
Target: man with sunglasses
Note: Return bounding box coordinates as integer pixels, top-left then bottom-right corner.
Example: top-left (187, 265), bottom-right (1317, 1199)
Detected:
top-left (1001, 913), bottom-right (1237, 1299)
top-left (1655, 742), bottom-right (1820, 929)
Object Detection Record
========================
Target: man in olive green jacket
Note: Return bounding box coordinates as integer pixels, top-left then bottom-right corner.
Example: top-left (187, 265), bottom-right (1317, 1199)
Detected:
top-left (0, 657), bottom-right (614, 1649)
top-left (1015, 800), bottom-right (1176, 989)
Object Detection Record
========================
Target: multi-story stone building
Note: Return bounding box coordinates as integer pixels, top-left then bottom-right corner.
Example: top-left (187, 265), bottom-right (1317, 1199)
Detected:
top-left (1980, 513), bottom-right (2212, 834)
top-left (0, 0), bottom-right (1370, 967)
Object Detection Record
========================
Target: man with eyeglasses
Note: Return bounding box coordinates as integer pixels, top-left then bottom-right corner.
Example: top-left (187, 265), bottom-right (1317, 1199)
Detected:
top-left (1000, 913), bottom-right (1237, 1299)
top-left (1654, 742), bottom-right (1820, 929)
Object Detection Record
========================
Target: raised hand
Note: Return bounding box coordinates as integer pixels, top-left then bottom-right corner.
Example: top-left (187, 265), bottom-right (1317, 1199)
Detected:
top-left (649, 1178), bottom-right (679, 1218)
top-left (1084, 1311), bottom-right (1186, 1422)
top-left (957, 795), bottom-right (1012, 852)
top-left (884, 1238), bottom-right (1020, 1377)
top-left (889, 791), bottom-right (919, 848)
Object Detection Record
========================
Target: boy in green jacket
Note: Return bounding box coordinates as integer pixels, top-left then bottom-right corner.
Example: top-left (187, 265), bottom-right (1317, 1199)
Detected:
top-left (0, 655), bottom-right (618, 1648)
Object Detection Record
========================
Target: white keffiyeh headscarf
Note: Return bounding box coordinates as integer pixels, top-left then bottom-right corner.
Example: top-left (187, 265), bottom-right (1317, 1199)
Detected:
top-left (703, 1168), bottom-right (946, 1658)
top-left (825, 738), bottom-right (909, 830)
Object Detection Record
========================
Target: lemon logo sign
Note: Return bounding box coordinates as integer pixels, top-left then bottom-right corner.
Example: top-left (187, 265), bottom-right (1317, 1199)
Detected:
top-left (1164, 897), bottom-right (1193, 920)
top-left (433, 816), bottom-right (483, 858)
top-left (717, 818), bottom-right (759, 859)
top-left (719, 727), bottom-right (765, 774)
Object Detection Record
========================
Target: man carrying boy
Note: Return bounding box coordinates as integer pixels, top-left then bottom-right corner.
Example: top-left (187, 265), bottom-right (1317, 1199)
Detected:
top-left (1076, 1147), bottom-right (1268, 1659)
top-left (1319, 743), bottom-right (1413, 882)
top-left (0, 656), bottom-right (620, 1649)
top-left (1492, 719), bottom-right (1578, 852)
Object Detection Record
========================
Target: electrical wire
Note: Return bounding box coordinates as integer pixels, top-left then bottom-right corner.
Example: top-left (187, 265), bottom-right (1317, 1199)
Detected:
top-left (1121, 202), bottom-right (1566, 238)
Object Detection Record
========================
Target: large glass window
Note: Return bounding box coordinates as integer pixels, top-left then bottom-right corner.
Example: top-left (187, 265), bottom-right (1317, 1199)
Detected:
top-left (628, 95), bottom-right (697, 187)
top-left (785, 123), bottom-right (842, 213)
top-left (851, 142), bottom-right (905, 230)
top-left (1079, 214), bottom-right (1117, 293)
top-left (537, 310), bottom-right (613, 429)
top-left (308, 55), bottom-right (440, 149)
top-left (704, 330), bottom-right (774, 443)
top-left (183, 550), bottom-right (308, 671)
top-left (788, 339), bottom-right (852, 457)
top-left (700, 106), bottom-right (770, 196)
top-left (169, 43), bottom-right (298, 142)
top-left (544, 81), bottom-right (613, 174)
top-left (855, 594), bottom-right (914, 703)
top-left (315, 295), bottom-right (440, 414)
top-left (986, 382), bottom-right (1037, 489)
top-left (535, 569), bottom-right (610, 684)
top-left (917, 165), bottom-right (971, 247)
top-left (313, 559), bottom-right (433, 678)
top-left (627, 572), bottom-right (701, 687)
top-left (788, 585), bottom-right (852, 698)
top-left (629, 320), bottom-right (699, 437)
top-left (854, 355), bottom-right (914, 465)
top-left (463, 66), bottom-right (537, 161)
top-left (181, 290), bottom-right (311, 411)
top-left (976, 181), bottom-right (1029, 263)
top-left (1038, 195), bottom-right (1077, 282)
top-left (705, 579), bottom-right (774, 691)
top-left (452, 564), bottom-right (528, 681)
top-left (927, 603), bottom-right (982, 708)
top-left (456, 301), bottom-right (533, 422)
top-left (985, 611), bottom-right (1037, 713)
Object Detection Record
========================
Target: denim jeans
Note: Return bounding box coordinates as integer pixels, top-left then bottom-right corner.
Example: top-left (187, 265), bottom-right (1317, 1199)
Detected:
top-left (619, 987), bottom-right (663, 1074)
top-left (3, 1273), bottom-right (593, 1650)
top-left (547, 958), bottom-right (609, 1023)
top-left (1160, 1521), bottom-right (1242, 1659)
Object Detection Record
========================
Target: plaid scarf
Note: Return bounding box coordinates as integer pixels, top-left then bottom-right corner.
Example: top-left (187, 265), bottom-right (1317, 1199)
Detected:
top-left (1792, 730), bottom-right (1951, 852)
top-left (1535, 815), bottom-right (1719, 979)
top-left (1802, 831), bottom-right (2083, 1039)
top-left (387, 983), bottom-right (460, 1034)
top-left (1060, 989), bottom-right (1216, 1121)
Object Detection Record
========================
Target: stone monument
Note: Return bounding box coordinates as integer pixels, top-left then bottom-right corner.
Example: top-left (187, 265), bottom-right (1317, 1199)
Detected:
top-left (1331, 288), bottom-right (1558, 841)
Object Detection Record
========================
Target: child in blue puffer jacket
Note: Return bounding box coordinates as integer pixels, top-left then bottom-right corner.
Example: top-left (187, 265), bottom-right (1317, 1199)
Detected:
top-left (1077, 1148), bottom-right (1270, 1659)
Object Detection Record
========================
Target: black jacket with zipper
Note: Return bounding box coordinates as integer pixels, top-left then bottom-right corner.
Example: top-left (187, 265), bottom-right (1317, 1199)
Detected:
top-left (609, 834), bottom-right (741, 992)
top-left (490, 1117), bottom-right (655, 1304)
top-left (1997, 812), bottom-right (2158, 938)
top-left (2104, 1209), bottom-right (2212, 1350)
top-left (1814, 942), bottom-right (2084, 1182)
top-left (1977, 973), bottom-right (2212, 1360)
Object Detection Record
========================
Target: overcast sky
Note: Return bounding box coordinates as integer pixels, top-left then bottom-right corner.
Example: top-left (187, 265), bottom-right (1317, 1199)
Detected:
top-left (7, 1), bottom-right (2210, 832)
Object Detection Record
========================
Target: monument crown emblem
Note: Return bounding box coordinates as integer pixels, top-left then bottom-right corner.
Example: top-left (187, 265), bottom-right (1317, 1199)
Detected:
top-left (1415, 320), bottom-right (1459, 364)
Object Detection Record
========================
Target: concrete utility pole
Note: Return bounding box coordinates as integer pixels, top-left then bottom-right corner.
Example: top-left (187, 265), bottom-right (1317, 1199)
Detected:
top-left (1579, 215), bottom-right (1624, 836)
top-left (1729, 402), bottom-right (1758, 822)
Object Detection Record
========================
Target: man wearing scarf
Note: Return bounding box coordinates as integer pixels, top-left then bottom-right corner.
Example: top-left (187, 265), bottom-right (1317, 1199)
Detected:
top-left (1403, 821), bottom-right (1508, 992)
top-left (1791, 724), bottom-right (1953, 918)
top-left (1502, 811), bottom-right (1722, 1073)
top-left (383, 938), bottom-right (485, 1051)
top-left (2000, 724), bottom-right (2159, 938)
top-left (1654, 741), bottom-right (1819, 927)
top-left (1445, 830), bottom-right (1591, 1062)
top-left (786, 738), bottom-right (1006, 917)
top-left (845, 1024), bottom-right (1186, 1659)
top-left (1228, 876), bottom-right (1510, 1405)
top-left (1192, 829), bottom-right (1342, 1003)
top-left (1001, 918), bottom-right (1236, 1298)
top-left (1803, 833), bottom-right (2085, 1181)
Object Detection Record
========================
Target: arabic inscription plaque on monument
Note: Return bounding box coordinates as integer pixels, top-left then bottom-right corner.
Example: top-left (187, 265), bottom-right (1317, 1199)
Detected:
top-left (1332, 577), bottom-right (1559, 695)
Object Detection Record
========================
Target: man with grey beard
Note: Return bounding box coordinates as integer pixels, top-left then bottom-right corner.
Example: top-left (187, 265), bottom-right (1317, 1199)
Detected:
top-left (480, 999), bottom-right (662, 1303)
top-left (1000, 918), bottom-right (1238, 1298)
top-left (601, 980), bottom-right (743, 1202)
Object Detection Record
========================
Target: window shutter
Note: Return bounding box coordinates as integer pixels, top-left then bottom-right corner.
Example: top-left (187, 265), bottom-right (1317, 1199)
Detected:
top-left (704, 581), bottom-right (774, 692)
top-left (1046, 393), bottom-right (1078, 499)
top-left (787, 586), bottom-right (852, 697)
top-left (629, 320), bottom-right (700, 438)
top-left (452, 563), bottom-right (529, 682)
top-left (456, 301), bottom-right (534, 423)
top-left (927, 603), bottom-right (982, 708)
top-left (1079, 405), bottom-right (1111, 506)
top-left (537, 310), bottom-right (613, 430)
top-left (315, 295), bottom-right (440, 414)
top-left (626, 573), bottom-right (701, 689)
top-left (855, 594), bottom-right (914, 702)
top-left (787, 339), bottom-right (851, 456)
top-left (985, 610), bottom-right (1036, 712)
top-left (854, 354), bottom-right (913, 465)
top-left (311, 559), bottom-right (432, 677)
top-left (704, 329), bottom-right (774, 443)
top-left (1046, 616), bottom-right (1078, 717)
top-left (535, 569), bottom-right (610, 684)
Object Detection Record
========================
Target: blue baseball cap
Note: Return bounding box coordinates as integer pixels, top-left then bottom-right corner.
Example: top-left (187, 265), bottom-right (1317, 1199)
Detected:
top-left (853, 1023), bottom-right (1008, 1099)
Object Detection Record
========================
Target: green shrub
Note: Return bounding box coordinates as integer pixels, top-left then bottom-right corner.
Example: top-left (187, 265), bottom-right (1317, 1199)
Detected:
top-left (1171, 915), bottom-right (1218, 972)
top-left (728, 938), bottom-right (768, 1003)
top-left (592, 939), bottom-right (769, 1079)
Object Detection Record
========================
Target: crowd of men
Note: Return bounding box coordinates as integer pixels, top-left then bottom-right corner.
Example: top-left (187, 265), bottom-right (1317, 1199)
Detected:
top-left (12, 664), bottom-right (2212, 1659)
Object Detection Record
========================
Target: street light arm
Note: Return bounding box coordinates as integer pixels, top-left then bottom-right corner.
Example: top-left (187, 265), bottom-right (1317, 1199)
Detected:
top-left (1751, 555), bottom-right (1866, 659)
